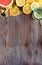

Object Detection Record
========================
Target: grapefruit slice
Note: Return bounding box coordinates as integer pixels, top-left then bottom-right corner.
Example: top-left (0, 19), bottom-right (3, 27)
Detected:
top-left (0, 0), bottom-right (13, 7)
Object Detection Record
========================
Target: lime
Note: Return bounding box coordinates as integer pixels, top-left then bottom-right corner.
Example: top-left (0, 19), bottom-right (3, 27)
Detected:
top-left (33, 7), bottom-right (42, 20)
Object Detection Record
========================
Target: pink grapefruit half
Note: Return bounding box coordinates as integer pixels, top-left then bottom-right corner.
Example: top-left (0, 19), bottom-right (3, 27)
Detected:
top-left (0, 0), bottom-right (13, 7)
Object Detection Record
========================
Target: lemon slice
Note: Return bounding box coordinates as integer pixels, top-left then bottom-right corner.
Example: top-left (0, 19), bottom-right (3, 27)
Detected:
top-left (33, 7), bottom-right (42, 20)
top-left (16, 0), bottom-right (25, 7)
top-left (23, 4), bottom-right (32, 14)
top-left (31, 2), bottom-right (39, 10)
top-left (9, 6), bottom-right (20, 16)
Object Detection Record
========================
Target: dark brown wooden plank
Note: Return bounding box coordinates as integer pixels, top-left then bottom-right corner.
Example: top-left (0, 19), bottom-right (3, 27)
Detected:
top-left (0, 14), bottom-right (42, 65)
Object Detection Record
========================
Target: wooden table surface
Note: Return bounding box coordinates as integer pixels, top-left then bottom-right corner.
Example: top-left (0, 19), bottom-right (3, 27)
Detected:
top-left (0, 14), bottom-right (42, 65)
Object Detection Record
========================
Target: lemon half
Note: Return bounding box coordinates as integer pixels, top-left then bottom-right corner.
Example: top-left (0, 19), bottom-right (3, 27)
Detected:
top-left (39, 0), bottom-right (42, 7)
top-left (16, 0), bottom-right (25, 7)
top-left (23, 4), bottom-right (32, 14)
top-left (31, 2), bottom-right (39, 10)
top-left (10, 6), bottom-right (20, 16)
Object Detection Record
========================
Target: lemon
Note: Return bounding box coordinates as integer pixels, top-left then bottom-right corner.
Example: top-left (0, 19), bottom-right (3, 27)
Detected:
top-left (9, 6), bottom-right (20, 16)
top-left (39, 0), bottom-right (42, 2)
top-left (26, 0), bottom-right (35, 4)
top-left (39, 0), bottom-right (42, 7)
top-left (35, 0), bottom-right (39, 2)
top-left (23, 4), bottom-right (32, 14)
top-left (16, 0), bottom-right (25, 7)
top-left (31, 2), bottom-right (39, 10)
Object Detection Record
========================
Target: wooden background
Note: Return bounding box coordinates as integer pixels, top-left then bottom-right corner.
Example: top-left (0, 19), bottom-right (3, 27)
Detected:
top-left (0, 14), bottom-right (42, 65)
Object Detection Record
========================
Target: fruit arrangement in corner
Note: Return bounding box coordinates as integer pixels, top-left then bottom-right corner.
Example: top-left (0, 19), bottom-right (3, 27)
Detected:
top-left (0, 0), bottom-right (42, 20)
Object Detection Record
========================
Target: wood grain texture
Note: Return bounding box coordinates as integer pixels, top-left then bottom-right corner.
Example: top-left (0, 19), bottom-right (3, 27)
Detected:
top-left (0, 14), bottom-right (42, 65)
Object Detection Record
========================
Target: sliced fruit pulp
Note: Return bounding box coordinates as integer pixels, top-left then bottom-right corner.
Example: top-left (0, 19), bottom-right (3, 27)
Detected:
top-left (0, 0), bottom-right (12, 6)
top-left (32, 12), bottom-right (42, 20)
top-left (16, 0), bottom-right (25, 7)
top-left (33, 8), bottom-right (42, 20)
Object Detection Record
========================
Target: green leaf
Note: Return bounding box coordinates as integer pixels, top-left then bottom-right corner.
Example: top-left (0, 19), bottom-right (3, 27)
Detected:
top-left (1, 12), bottom-right (6, 17)
top-left (18, 7), bottom-right (23, 12)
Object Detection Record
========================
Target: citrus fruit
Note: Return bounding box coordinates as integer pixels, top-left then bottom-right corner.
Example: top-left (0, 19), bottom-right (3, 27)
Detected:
top-left (39, 0), bottom-right (42, 7)
top-left (23, 4), bottom-right (32, 14)
top-left (31, 2), bottom-right (39, 10)
top-left (9, 6), bottom-right (20, 16)
top-left (26, 0), bottom-right (35, 4)
top-left (35, 0), bottom-right (39, 2)
top-left (33, 7), bottom-right (42, 20)
top-left (0, 0), bottom-right (13, 7)
top-left (32, 13), bottom-right (36, 19)
top-left (16, 0), bottom-right (25, 7)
